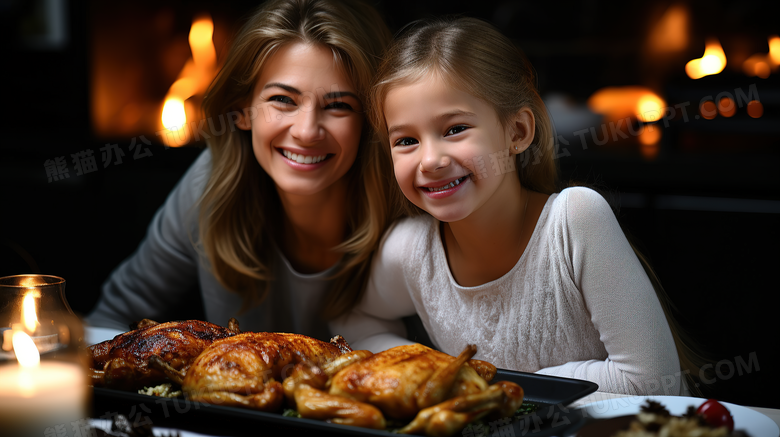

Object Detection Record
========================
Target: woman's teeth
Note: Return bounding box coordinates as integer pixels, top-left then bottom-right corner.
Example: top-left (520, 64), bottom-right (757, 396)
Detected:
top-left (282, 150), bottom-right (328, 164)
top-left (425, 176), bottom-right (467, 192)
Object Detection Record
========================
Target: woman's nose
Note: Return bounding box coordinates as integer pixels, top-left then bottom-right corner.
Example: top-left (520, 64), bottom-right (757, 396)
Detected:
top-left (419, 141), bottom-right (451, 173)
top-left (289, 106), bottom-right (325, 145)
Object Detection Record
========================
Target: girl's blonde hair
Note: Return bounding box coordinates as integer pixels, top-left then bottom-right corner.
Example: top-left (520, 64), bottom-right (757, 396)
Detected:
top-left (369, 16), bottom-right (709, 394)
top-left (198, 0), bottom-right (398, 320)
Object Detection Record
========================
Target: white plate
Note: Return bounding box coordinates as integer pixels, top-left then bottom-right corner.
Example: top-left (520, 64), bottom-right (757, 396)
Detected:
top-left (580, 395), bottom-right (779, 437)
top-left (89, 419), bottom-right (214, 437)
top-left (84, 327), bottom-right (125, 345)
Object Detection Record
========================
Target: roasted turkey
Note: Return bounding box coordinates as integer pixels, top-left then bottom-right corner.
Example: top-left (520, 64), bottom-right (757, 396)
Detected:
top-left (284, 343), bottom-right (524, 436)
top-left (151, 332), bottom-right (363, 413)
top-left (88, 318), bottom-right (240, 390)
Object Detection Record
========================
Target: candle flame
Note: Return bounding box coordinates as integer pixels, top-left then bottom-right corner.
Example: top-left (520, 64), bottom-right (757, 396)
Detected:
top-left (20, 276), bottom-right (40, 287)
top-left (13, 331), bottom-right (40, 368)
top-left (686, 38), bottom-right (727, 79)
top-left (22, 291), bottom-right (40, 333)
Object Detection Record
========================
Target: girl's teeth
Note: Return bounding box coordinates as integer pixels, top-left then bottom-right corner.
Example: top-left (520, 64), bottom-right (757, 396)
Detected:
top-left (426, 177), bottom-right (464, 192)
top-left (282, 150), bottom-right (327, 164)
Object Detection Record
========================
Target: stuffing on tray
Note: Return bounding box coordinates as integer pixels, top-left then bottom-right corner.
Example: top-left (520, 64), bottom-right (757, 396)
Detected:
top-left (137, 383), bottom-right (182, 398)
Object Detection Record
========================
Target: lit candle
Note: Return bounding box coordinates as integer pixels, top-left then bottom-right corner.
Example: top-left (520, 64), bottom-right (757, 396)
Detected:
top-left (0, 331), bottom-right (87, 437)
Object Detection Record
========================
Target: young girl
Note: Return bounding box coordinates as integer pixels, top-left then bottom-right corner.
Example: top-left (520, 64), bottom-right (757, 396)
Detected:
top-left (85, 0), bottom-right (399, 339)
top-left (332, 17), bottom-right (702, 396)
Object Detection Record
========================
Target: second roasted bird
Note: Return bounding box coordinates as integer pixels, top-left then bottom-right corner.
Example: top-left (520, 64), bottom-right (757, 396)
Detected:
top-left (89, 318), bottom-right (240, 390)
top-left (151, 331), bottom-right (365, 413)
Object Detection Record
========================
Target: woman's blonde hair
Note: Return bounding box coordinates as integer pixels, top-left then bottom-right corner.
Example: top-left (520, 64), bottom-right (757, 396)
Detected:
top-left (369, 16), bottom-right (710, 394)
top-left (198, 0), bottom-right (398, 320)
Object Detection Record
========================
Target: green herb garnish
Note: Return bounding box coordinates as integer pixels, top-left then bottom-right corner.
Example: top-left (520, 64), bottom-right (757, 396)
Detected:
top-left (282, 408), bottom-right (302, 418)
top-left (514, 401), bottom-right (540, 417)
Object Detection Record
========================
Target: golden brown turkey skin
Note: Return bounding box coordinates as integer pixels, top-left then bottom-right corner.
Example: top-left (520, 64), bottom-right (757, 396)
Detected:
top-left (89, 319), bottom-right (239, 390)
top-left (182, 332), bottom-right (352, 411)
top-left (328, 343), bottom-right (498, 421)
top-left (287, 343), bottom-right (523, 435)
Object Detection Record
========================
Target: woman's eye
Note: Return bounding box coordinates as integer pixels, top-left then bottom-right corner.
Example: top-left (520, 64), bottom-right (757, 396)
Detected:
top-left (269, 95), bottom-right (295, 106)
top-left (445, 125), bottom-right (469, 136)
top-left (393, 137), bottom-right (418, 147)
top-left (326, 101), bottom-right (354, 111)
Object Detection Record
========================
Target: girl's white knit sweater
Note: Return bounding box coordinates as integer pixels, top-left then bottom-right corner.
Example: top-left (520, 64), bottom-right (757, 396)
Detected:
top-left (331, 187), bottom-right (684, 396)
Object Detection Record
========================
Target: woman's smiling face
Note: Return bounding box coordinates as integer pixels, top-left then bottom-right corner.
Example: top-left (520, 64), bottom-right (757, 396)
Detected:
top-left (238, 42), bottom-right (363, 198)
top-left (384, 74), bottom-right (521, 223)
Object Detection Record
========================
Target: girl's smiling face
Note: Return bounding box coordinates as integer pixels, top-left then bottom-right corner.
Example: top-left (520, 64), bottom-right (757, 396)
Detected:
top-left (384, 74), bottom-right (530, 223)
top-left (237, 42), bottom-right (363, 198)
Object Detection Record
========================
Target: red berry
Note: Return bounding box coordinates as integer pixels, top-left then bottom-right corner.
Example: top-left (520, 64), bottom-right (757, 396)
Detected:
top-left (696, 399), bottom-right (734, 431)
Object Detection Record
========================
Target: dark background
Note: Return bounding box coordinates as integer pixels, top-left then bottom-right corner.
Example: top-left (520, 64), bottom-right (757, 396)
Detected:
top-left (1, 0), bottom-right (777, 408)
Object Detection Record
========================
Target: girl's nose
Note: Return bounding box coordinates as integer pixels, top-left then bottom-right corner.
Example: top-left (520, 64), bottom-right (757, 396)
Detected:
top-left (289, 106), bottom-right (325, 145)
top-left (419, 141), bottom-right (451, 173)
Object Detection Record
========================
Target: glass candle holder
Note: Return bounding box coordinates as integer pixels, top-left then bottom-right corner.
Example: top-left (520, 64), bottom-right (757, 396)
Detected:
top-left (0, 274), bottom-right (89, 437)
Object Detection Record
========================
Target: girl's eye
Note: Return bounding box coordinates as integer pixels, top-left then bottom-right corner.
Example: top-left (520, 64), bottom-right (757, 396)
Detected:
top-left (326, 101), bottom-right (354, 111)
top-left (269, 95), bottom-right (295, 105)
top-left (393, 137), bottom-right (419, 147)
top-left (445, 125), bottom-right (469, 136)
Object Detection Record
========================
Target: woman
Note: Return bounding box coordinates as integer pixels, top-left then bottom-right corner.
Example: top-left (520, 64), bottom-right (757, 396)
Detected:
top-left (86, 0), bottom-right (398, 340)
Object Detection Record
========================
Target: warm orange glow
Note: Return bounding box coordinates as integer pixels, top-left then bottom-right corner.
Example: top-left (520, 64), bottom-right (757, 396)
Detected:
top-left (20, 277), bottom-right (39, 287)
top-left (168, 77), bottom-right (199, 101)
top-left (686, 38), bottom-right (727, 79)
top-left (189, 18), bottom-right (217, 69)
top-left (742, 36), bottom-right (780, 78)
top-left (747, 100), bottom-right (763, 118)
top-left (717, 97), bottom-right (736, 118)
top-left (755, 61), bottom-right (771, 78)
top-left (639, 128), bottom-right (660, 161)
top-left (13, 331), bottom-right (40, 368)
top-left (647, 5), bottom-right (688, 54)
top-left (743, 54), bottom-right (772, 78)
top-left (700, 101), bottom-right (717, 120)
top-left (161, 15), bottom-right (218, 147)
top-left (640, 144), bottom-right (660, 161)
top-left (636, 94), bottom-right (666, 122)
top-left (769, 36), bottom-right (780, 65)
top-left (587, 87), bottom-right (667, 122)
top-left (162, 98), bottom-right (187, 130)
top-left (638, 127), bottom-right (661, 145)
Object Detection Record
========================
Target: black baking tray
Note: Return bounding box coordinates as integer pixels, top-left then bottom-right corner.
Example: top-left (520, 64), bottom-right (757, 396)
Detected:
top-left (92, 369), bottom-right (598, 437)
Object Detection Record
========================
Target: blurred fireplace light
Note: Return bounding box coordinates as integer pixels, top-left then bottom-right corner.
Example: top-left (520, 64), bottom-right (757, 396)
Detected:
top-left (647, 4), bottom-right (689, 54)
top-left (717, 97), bottom-right (736, 118)
top-left (700, 101), bottom-right (717, 120)
top-left (742, 35), bottom-right (780, 78)
top-left (639, 127), bottom-right (661, 146)
top-left (769, 36), bottom-right (780, 65)
top-left (587, 87), bottom-right (667, 123)
top-left (747, 101), bottom-right (763, 118)
top-left (636, 94), bottom-right (666, 122)
top-left (162, 98), bottom-right (187, 130)
top-left (685, 38), bottom-right (726, 79)
top-left (160, 15), bottom-right (218, 147)
top-left (639, 128), bottom-right (661, 161)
